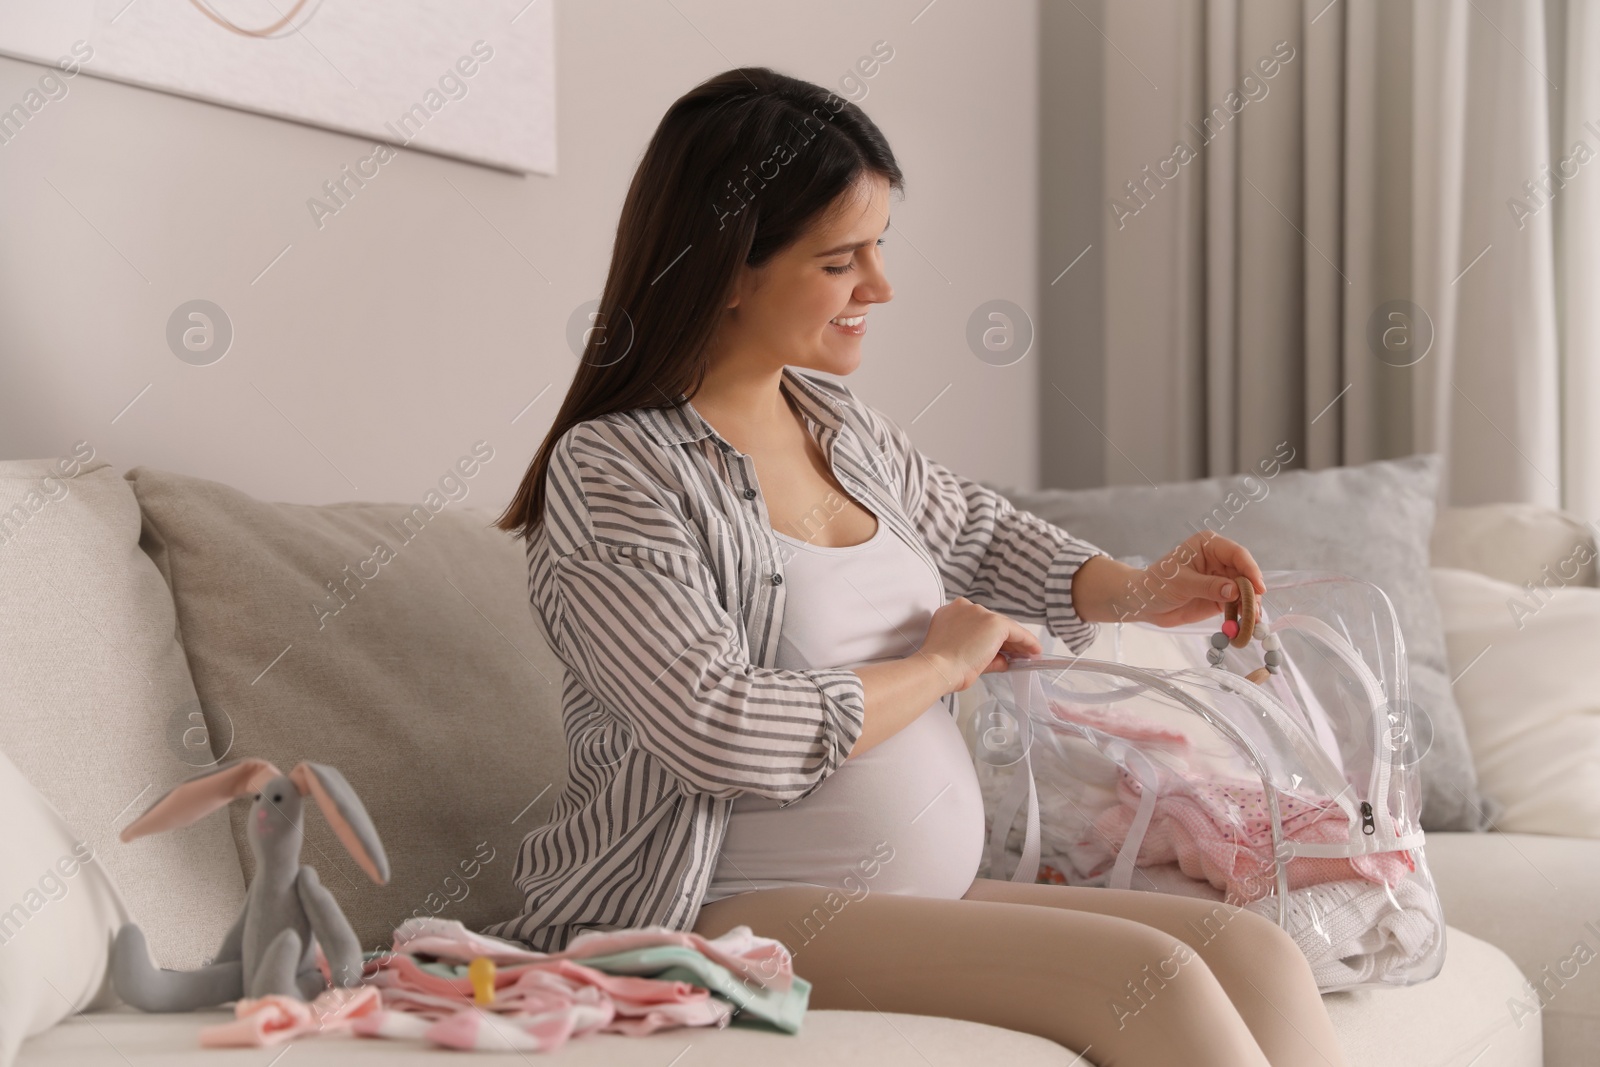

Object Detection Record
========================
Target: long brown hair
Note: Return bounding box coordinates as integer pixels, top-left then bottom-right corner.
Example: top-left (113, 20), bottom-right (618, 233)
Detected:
top-left (493, 66), bottom-right (905, 543)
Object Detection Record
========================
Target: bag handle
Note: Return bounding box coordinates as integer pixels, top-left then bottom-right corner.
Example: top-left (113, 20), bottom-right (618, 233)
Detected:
top-left (984, 670), bottom-right (1043, 884)
top-left (1107, 744), bottom-right (1162, 890)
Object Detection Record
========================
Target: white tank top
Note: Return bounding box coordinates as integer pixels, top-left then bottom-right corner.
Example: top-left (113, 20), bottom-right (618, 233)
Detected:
top-left (702, 509), bottom-right (987, 904)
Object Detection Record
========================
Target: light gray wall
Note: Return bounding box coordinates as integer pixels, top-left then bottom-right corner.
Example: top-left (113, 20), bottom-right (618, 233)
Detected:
top-left (0, 0), bottom-right (1056, 507)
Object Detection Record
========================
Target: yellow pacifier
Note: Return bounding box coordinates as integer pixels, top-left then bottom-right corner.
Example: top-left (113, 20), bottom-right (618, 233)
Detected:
top-left (468, 956), bottom-right (497, 1006)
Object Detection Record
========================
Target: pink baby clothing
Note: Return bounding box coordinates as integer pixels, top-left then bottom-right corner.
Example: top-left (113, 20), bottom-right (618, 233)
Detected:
top-left (351, 954), bottom-right (727, 1051)
top-left (389, 915), bottom-right (797, 993)
top-left (199, 985), bottom-right (381, 1048)
top-left (347, 917), bottom-right (803, 1053)
top-left (1095, 772), bottom-right (1415, 902)
top-left (196, 917), bottom-right (786, 1053)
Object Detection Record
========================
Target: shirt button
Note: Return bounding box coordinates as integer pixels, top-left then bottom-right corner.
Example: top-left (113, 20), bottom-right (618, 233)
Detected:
top-left (771, 573), bottom-right (783, 585)
top-left (743, 487), bottom-right (756, 499)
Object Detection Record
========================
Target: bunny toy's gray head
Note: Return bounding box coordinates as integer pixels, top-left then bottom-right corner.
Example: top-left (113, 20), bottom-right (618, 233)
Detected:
top-left (248, 773), bottom-right (308, 872)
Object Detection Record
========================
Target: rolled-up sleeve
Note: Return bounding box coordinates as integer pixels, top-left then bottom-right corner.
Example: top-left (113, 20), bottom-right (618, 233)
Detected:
top-left (537, 424), bottom-right (866, 804)
top-left (853, 400), bottom-right (1110, 655)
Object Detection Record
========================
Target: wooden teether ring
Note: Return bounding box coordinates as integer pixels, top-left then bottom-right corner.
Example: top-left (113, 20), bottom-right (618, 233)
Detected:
top-left (1225, 577), bottom-right (1257, 648)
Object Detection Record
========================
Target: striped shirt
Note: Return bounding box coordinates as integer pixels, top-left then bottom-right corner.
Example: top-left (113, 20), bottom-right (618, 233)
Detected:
top-left (479, 365), bottom-right (1108, 951)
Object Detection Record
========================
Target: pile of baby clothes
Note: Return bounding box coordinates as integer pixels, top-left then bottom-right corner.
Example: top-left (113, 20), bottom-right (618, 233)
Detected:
top-left (1090, 771), bottom-right (1441, 990)
top-left (199, 916), bottom-right (809, 1052)
top-left (1093, 773), bottom-right (1418, 898)
top-left (977, 694), bottom-right (1442, 992)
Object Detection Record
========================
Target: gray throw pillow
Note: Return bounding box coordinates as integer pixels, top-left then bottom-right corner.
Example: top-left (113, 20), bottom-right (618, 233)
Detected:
top-left (126, 465), bottom-right (569, 952)
top-left (983, 452), bottom-right (1496, 832)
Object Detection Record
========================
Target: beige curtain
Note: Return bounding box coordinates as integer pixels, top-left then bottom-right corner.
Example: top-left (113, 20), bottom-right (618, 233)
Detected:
top-left (1096, 0), bottom-right (1600, 522)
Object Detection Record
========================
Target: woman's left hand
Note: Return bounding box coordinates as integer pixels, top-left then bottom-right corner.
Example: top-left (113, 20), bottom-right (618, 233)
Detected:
top-left (1128, 532), bottom-right (1267, 627)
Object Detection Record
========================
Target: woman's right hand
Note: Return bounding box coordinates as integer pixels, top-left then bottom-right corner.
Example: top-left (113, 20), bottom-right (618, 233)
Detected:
top-left (920, 596), bottom-right (1042, 694)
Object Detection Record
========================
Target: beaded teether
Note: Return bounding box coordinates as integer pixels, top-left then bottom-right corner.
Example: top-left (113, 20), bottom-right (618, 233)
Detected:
top-left (1206, 577), bottom-right (1281, 685)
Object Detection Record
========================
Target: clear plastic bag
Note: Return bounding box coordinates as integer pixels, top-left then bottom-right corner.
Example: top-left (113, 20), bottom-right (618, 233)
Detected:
top-left (964, 570), bottom-right (1446, 992)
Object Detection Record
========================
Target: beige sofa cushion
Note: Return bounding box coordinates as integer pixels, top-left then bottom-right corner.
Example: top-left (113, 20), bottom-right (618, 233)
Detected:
top-left (125, 464), bottom-right (568, 954)
top-left (0, 457), bottom-right (245, 970)
top-left (1323, 925), bottom-right (1541, 1066)
top-left (1426, 831), bottom-right (1600, 1065)
top-left (20, 1007), bottom-right (1083, 1065)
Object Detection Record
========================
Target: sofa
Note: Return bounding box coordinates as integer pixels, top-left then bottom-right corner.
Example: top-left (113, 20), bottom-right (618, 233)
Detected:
top-left (3, 449), bottom-right (1597, 1066)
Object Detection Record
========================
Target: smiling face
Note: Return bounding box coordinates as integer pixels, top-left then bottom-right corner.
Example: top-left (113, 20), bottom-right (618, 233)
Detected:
top-left (714, 172), bottom-right (895, 379)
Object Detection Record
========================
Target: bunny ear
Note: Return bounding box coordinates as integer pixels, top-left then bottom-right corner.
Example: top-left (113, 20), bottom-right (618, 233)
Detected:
top-left (120, 758), bottom-right (282, 842)
top-left (289, 762), bottom-right (390, 885)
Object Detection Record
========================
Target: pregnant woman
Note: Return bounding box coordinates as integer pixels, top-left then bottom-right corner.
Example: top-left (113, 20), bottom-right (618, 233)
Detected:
top-left (486, 67), bottom-right (1350, 1067)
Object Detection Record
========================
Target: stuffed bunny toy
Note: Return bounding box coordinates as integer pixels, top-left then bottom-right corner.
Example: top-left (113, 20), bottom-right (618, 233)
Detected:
top-left (110, 757), bottom-right (389, 1011)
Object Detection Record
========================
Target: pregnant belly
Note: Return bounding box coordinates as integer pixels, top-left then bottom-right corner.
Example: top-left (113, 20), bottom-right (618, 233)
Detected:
top-left (711, 702), bottom-right (987, 900)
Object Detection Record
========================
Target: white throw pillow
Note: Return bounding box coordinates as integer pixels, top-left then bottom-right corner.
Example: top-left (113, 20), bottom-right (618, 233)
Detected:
top-left (1431, 566), bottom-right (1600, 837)
top-left (1431, 502), bottom-right (1598, 589)
top-left (0, 744), bottom-right (132, 1065)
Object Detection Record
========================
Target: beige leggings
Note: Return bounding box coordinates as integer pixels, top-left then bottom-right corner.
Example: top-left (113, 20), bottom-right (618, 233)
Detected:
top-left (691, 877), bottom-right (1352, 1067)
